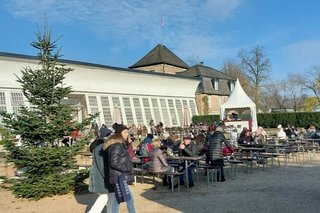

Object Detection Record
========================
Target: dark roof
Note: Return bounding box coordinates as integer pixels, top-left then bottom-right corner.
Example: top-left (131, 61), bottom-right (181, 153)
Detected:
top-left (129, 44), bottom-right (189, 69)
top-left (0, 52), bottom-right (198, 81)
top-left (177, 65), bottom-right (236, 95)
top-left (177, 64), bottom-right (235, 80)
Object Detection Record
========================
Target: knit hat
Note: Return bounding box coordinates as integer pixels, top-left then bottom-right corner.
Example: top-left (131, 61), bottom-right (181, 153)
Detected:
top-left (113, 123), bottom-right (128, 135)
top-left (147, 133), bottom-right (154, 139)
top-left (183, 136), bottom-right (191, 141)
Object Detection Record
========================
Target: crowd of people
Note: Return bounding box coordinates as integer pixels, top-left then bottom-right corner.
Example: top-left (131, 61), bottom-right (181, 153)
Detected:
top-left (87, 119), bottom-right (243, 212)
top-left (86, 119), bottom-right (320, 212)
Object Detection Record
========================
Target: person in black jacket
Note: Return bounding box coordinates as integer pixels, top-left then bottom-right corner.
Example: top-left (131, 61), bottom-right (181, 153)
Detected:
top-left (103, 123), bottom-right (135, 213)
top-left (178, 136), bottom-right (198, 187)
top-left (206, 126), bottom-right (233, 182)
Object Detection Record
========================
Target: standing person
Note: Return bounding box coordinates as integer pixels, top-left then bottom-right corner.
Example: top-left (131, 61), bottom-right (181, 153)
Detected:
top-left (91, 121), bottom-right (100, 138)
top-left (149, 119), bottom-right (156, 135)
top-left (206, 126), bottom-right (233, 182)
top-left (99, 124), bottom-right (112, 139)
top-left (103, 123), bottom-right (136, 213)
top-left (88, 143), bottom-right (109, 213)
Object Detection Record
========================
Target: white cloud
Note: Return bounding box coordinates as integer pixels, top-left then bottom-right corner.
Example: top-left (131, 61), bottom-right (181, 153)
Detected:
top-left (3, 0), bottom-right (243, 67)
top-left (4, 0), bottom-right (242, 39)
top-left (172, 33), bottom-right (236, 67)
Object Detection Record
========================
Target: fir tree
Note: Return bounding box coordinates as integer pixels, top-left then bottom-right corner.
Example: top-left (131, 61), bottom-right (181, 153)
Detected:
top-left (0, 23), bottom-right (96, 199)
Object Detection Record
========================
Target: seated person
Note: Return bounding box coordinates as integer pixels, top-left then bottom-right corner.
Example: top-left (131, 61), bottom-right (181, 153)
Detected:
top-left (277, 124), bottom-right (287, 141)
top-left (284, 125), bottom-right (293, 139)
top-left (164, 133), bottom-right (180, 155)
top-left (306, 124), bottom-right (320, 139)
top-left (253, 126), bottom-right (267, 144)
top-left (161, 133), bottom-right (175, 152)
top-left (238, 129), bottom-right (253, 145)
top-left (179, 136), bottom-right (198, 157)
top-left (143, 139), bottom-right (171, 186)
top-left (231, 113), bottom-right (238, 120)
top-left (137, 134), bottom-right (153, 157)
top-left (144, 139), bottom-right (170, 172)
top-left (178, 136), bottom-right (198, 187)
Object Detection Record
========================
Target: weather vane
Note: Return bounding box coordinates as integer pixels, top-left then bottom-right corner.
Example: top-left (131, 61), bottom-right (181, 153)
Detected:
top-left (160, 16), bottom-right (165, 45)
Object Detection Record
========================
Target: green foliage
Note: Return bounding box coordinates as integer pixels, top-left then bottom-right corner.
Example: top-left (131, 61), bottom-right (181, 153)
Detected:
top-left (74, 169), bottom-right (90, 194)
top-left (0, 25), bottom-right (75, 146)
top-left (0, 24), bottom-right (97, 199)
top-left (0, 127), bottom-right (12, 145)
top-left (201, 96), bottom-right (209, 115)
top-left (11, 173), bottom-right (76, 200)
top-left (193, 112), bottom-right (320, 128)
top-left (256, 112), bottom-right (320, 128)
top-left (302, 97), bottom-right (318, 112)
top-left (192, 114), bottom-right (220, 125)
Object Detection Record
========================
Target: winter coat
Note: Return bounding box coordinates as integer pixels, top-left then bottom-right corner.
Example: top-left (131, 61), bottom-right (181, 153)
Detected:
top-left (89, 138), bottom-right (104, 153)
top-left (206, 131), bottom-right (233, 161)
top-left (238, 135), bottom-right (253, 144)
top-left (145, 148), bottom-right (169, 172)
top-left (88, 143), bottom-right (108, 194)
top-left (104, 137), bottom-right (134, 192)
top-left (179, 141), bottom-right (198, 157)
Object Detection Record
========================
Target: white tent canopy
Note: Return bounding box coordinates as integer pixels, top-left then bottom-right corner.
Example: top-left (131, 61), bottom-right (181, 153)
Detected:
top-left (220, 79), bottom-right (258, 131)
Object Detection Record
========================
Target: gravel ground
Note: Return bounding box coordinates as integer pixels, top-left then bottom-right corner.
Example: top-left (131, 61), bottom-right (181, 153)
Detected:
top-left (1, 155), bottom-right (320, 213)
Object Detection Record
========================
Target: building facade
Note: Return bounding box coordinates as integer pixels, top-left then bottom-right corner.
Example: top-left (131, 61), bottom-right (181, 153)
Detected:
top-left (129, 44), bottom-right (236, 115)
top-left (177, 65), bottom-right (235, 115)
top-left (0, 52), bottom-right (199, 128)
top-left (0, 44), bottom-right (235, 128)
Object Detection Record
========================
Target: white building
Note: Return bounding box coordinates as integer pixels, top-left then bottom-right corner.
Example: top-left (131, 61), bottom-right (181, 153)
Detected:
top-left (0, 51), bottom-right (200, 128)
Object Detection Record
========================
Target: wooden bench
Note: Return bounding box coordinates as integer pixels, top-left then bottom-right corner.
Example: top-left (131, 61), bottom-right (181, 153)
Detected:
top-left (133, 168), bottom-right (184, 192)
top-left (198, 164), bottom-right (221, 185)
top-left (227, 159), bottom-right (244, 177)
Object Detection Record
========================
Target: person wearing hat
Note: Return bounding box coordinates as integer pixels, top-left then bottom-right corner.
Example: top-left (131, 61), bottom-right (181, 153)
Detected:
top-left (177, 136), bottom-right (198, 187)
top-left (277, 124), bottom-right (287, 140)
top-left (103, 123), bottom-right (136, 213)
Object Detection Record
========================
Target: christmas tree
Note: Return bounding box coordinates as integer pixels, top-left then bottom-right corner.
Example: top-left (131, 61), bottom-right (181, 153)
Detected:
top-left (0, 23), bottom-right (96, 199)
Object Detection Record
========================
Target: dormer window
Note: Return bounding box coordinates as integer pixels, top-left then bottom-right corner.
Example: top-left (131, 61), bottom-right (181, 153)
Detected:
top-left (229, 80), bottom-right (235, 91)
top-left (211, 79), bottom-right (219, 90)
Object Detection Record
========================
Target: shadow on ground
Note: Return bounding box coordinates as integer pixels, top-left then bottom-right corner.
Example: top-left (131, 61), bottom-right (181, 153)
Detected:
top-left (74, 191), bottom-right (101, 213)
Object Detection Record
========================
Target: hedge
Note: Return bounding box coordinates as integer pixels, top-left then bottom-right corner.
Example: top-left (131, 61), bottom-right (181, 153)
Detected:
top-left (192, 112), bottom-right (320, 128)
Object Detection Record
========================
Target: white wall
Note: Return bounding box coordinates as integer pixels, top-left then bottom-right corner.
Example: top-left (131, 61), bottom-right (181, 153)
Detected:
top-left (0, 55), bottom-right (200, 127)
top-left (0, 56), bottom-right (199, 98)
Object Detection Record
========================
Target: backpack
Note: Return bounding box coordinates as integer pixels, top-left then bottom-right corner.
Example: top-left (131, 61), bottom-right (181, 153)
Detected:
top-left (140, 143), bottom-right (151, 156)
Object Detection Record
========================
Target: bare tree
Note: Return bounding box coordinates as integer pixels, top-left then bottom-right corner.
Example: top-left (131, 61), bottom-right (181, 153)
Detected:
top-left (261, 80), bottom-right (288, 111)
top-left (261, 76), bottom-right (307, 112)
top-left (238, 46), bottom-right (271, 110)
top-left (297, 66), bottom-right (320, 104)
top-left (286, 74), bottom-right (307, 111)
top-left (222, 60), bottom-right (250, 93)
top-left (186, 55), bottom-right (202, 66)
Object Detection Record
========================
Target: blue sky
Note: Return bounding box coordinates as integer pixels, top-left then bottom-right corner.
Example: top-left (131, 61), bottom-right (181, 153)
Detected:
top-left (1, 0), bottom-right (320, 80)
